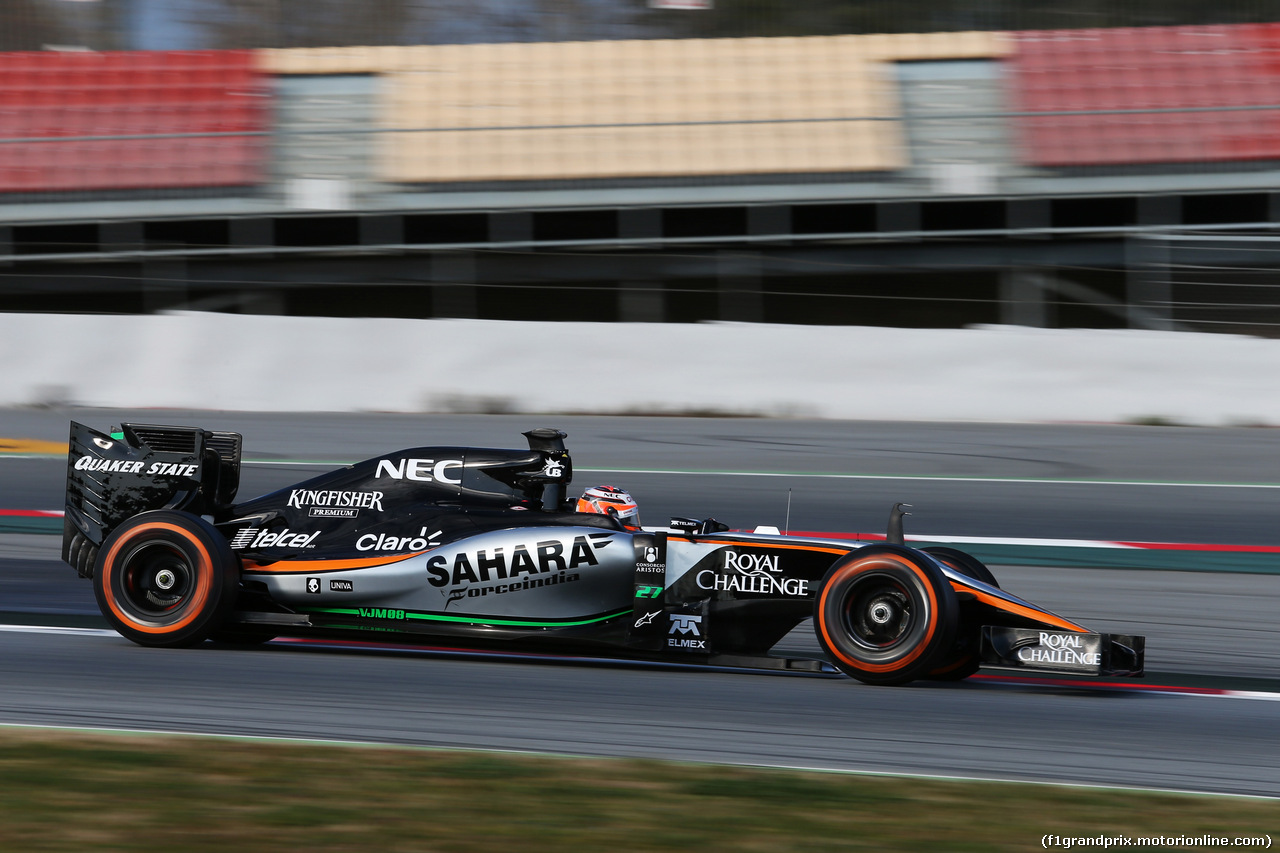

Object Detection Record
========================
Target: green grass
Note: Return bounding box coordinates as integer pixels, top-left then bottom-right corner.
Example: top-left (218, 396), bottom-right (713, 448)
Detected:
top-left (0, 729), bottom-right (1275, 852)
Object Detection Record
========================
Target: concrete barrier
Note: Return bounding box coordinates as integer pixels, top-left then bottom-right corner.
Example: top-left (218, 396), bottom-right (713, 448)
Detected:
top-left (4, 312), bottom-right (1279, 425)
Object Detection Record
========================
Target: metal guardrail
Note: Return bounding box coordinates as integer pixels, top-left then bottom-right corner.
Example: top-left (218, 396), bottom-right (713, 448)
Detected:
top-left (9, 104), bottom-right (1280, 145)
top-left (1127, 231), bottom-right (1280, 334)
top-left (7, 219), bottom-right (1280, 265)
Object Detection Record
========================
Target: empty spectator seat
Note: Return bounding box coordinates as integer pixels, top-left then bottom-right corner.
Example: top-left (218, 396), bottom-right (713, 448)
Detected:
top-left (1009, 25), bottom-right (1280, 166)
top-left (0, 50), bottom-right (268, 193)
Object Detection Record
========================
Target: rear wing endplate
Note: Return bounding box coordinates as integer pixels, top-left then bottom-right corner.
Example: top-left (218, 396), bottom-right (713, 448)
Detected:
top-left (62, 421), bottom-right (242, 568)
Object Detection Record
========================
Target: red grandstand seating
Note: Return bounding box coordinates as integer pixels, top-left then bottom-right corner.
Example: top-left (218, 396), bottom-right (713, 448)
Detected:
top-left (1009, 24), bottom-right (1280, 166)
top-left (0, 50), bottom-right (268, 193)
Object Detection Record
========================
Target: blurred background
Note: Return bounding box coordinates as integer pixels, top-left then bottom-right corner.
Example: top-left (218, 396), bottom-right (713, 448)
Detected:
top-left (4, 0), bottom-right (1280, 336)
top-left (6, 8), bottom-right (1280, 831)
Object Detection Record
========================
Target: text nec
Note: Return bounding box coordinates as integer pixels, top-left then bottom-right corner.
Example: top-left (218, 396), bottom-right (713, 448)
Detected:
top-left (375, 458), bottom-right (463, 485)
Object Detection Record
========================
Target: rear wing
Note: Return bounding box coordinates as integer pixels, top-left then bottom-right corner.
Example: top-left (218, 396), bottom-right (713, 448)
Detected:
top-left (62, 422), bottom-right (242, 575)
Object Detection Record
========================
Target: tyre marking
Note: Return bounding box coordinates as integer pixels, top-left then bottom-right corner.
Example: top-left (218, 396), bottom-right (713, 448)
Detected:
top-left (101, 522), bottom-right (214, 634)
top-left (818, 556), bottom-right (941, 675)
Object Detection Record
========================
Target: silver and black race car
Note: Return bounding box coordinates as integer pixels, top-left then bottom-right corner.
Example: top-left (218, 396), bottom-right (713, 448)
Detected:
top-left (61, 422), bottom-right (1144, 686)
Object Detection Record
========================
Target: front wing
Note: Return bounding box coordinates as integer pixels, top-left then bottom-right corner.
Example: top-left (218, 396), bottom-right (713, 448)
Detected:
top-left (980, 627), bottom-right (1146, 678)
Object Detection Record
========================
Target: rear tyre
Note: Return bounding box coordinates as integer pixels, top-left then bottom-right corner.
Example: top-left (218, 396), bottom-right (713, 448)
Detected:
top-left (93, 511), bottom-right (238, 648)
top-left (813, 547), bottom-right (958, 686)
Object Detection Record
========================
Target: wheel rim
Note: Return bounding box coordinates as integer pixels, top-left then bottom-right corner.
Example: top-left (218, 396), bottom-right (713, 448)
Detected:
top-left (118, 541), bottom-right (195, 617)
top-left (840, 572), bottom-right (914, 650)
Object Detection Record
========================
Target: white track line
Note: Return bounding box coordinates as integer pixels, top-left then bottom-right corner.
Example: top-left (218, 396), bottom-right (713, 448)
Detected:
top-left (228, 459), bottom-right (1280, 490)
top-left (7, 452), bottom-right (1280, 489)
top-left (581, 467), bottom-right (1280, 490)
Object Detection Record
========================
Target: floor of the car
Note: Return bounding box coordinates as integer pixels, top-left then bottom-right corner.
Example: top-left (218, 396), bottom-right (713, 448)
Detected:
top-left (768, 618), bottom-right (825, 661)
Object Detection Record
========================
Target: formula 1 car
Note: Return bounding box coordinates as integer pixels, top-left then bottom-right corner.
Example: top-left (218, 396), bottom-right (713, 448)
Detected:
top-left (61, 422), bottom-right (1145, 685)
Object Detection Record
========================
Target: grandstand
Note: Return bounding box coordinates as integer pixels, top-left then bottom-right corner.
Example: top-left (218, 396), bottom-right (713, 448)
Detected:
top-left (3, 21), bottom-right (1280, 333)
top-left (0, 50), bottom-right (265, 192)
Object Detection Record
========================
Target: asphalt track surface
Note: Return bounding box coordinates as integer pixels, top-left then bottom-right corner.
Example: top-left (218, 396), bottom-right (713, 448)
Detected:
top-left (3, 410), bottom-right (1280, 796)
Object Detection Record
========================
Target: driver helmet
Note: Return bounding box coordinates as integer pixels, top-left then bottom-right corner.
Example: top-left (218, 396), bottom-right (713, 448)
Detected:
top-left (576, 485), bottom-right (641, 529)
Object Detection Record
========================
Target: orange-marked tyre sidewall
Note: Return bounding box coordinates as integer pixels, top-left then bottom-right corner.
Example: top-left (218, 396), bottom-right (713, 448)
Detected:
top-left (817, 559), bottom-right (939, 673)
top-left (99, 523), bottom-right (213, 634)
top-left (813, 549), bottom-right (958, 686)
top-left (93, 511), bottom-right (237, 648)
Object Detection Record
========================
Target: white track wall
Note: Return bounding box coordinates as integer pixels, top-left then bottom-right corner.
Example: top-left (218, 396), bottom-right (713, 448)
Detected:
top-left (3, 312), bottom-right (1278, 425)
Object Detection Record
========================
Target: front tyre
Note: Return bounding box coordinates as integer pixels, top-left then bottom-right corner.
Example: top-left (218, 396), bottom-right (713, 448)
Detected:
top-left (921, 547), bottom-right (998, 681)
top-left (923, 546), bottom-right (999, 588)
top-left (93, 511), bottom-right (238, 648)
top-left (814, 547), bottom-right (958, 685)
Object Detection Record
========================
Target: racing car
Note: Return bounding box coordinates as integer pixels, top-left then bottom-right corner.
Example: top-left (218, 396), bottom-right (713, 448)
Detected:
top-left (60, 421), bottom-right (1145, 685)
